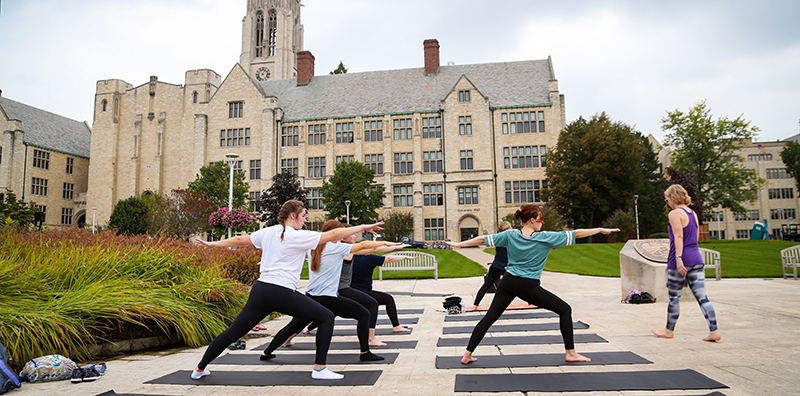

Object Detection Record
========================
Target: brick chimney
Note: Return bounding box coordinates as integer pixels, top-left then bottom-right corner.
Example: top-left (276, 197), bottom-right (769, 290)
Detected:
top-left (297, 51), bottom-right (315, 86)
top-left (423, 39), bottom-right (440, 75)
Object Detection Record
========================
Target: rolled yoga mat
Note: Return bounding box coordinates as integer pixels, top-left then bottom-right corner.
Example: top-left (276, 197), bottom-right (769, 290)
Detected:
top-left (435, 351), bottom-right (651, 369)
top-left (444, 311), bottom-right (558, 322)
top-left (436, 333), bottom-right (607, 347)
top-left (146, 370), bottom-right (382, 387)
top-left (213, 352), bottom-right (399, 365)
top-left (252, 340), bottom-right (418, 351)
top-left (442, 321), bottom-right (589, 334)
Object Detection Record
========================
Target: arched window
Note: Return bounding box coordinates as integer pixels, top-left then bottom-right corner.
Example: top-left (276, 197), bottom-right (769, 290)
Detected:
top-left (192, 91), bottom-right (198, 103)
top-left (268, 10), bottom-right (277, 57)
top-left (101, 99), bottom-right (107, 112)
top-left (255, 11), bottom-right (265, 57)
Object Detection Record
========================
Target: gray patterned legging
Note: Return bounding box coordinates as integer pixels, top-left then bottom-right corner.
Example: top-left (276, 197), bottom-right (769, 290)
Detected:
top-left (666, 264), bottom-right (718, 332)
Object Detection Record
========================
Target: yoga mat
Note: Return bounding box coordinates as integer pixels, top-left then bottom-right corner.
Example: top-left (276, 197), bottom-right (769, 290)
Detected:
top-left (335, 317), bottom-right (418, 326)
top-left (95, 392), bottom-right (174, 396)
top-left (463, 303), bottom-right (537, 312)
top-left (253, 340), bottom-right (418, 351)
top-left (435, 351), bottom-right (651, 369)
top-left (389, 291), bottom-right (453, 297)
top-left (146, 370), bottom-right (382, 387)
top-left (454, 369), bottom-right (727, 392)
top-left (442, 321), bottom-right (589, 334)
top-left (385, 308), bottom-right (424, 314)
top-left (444, 311), bottom-right (558, 322)
top-left (300, 327), bottom-right (413, 337)
top-left (213, 352), bottom-right (398, 365)
top-left (436, 333), bottom-right (607, 347)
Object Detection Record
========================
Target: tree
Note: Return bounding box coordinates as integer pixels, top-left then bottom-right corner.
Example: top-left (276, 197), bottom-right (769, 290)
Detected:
top-left (147, 189), bottom-right (214, 239)
top-left (543, 113), bottom-right (649, 229)
top-left (380, 211), bottom-right (414, 242)
top-left (662, 100), bottom-right (765, 217)
top-left (666, 167), bottom-right (703, 216)
top-left (602, 209), bottom-right (636, 243)
top-left (258, 171), bottom-right (308, 226)
top-left (321, 161), bottom-right (385, 224)
top-left (330, 61), bottom-right (348, 75)
top-left (0, 192), bottom-right (38, 229)
top-left (780, 140), bottom-right (800, 191)
top-left (107, 195), bottom-right (149, 235)
top-left (187, 161), bottom-right (249, 209)
top-left (633, 135), bottom-right (669, 237)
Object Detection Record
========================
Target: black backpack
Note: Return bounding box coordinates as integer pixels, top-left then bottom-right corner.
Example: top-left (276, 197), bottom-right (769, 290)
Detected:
top-left (443, 296), bottom-right (462, 314)
top-left (623, 290), bottom-right (656, 304)
top-left (0, 343), bottom-right (21, 394)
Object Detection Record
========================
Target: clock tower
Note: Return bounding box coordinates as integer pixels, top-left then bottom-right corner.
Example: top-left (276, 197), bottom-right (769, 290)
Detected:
top-left (241, 0), bottom-right (304, 81)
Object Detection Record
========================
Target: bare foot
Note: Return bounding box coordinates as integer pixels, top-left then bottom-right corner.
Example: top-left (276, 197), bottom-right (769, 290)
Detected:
top-left (565, 350), bottom-right (591, 362)
top-left (369, 339), bottom-right (387, 347)
top-left (461, 351), bottom-right (477, 365)
top-left (703, 331), bottom-right (721, 342)
top-left (302, 328), bottom-right (310, 334)
top-left (463, 305), bottom-right (479, 312)
top-left (393, 326), bottom-right (411, 333)
top-left (281, 340), bottom-right (294, 347)
top-left (651, 328), bottom-right (674, 338)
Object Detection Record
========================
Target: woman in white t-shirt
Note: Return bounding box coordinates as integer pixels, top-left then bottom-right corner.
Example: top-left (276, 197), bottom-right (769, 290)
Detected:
top-left (191, 200), bottom-right (384, 381)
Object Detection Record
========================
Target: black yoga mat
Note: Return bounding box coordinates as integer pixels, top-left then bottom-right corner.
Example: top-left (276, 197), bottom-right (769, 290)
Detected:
top-left (437, 333), bottom-right (607, 347)
top-left (96, 391), bottom-right (174, 396)
top-left (146, 370), bottom-right (382, 387)
top-left (213, 352), bottom-right (398, 365)
top-left (335, 317), bottom-right (418, 326)
top-left (252, 340), bottom-right (418, 351)
top-left (444, 311), bottom-right (558, 322)
top-left (436, 351), bottom-right (651, 369)
top-left (453, 369), bottom-right (728, 392)
top-left (442, 321), bottom-right (589, 334)
top-left (388, 291), bottom-right (453, 297)
top-left (300, 327), bottom-right (413, 337)
top-left (386, 308), bottom-right (424, 314)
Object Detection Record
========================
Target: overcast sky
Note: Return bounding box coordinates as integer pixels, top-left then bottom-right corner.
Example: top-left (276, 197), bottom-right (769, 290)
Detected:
top-left (1, 0), bottom-right (798, 143)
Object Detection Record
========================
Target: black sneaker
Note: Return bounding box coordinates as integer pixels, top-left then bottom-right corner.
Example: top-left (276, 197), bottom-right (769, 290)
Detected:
top-left (82, 367), bottom-right (101, 382)
top-left (70, 368), bottom-right (84, 383)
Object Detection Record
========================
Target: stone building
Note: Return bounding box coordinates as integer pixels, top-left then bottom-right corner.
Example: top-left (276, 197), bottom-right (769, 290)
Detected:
top-left (0, 94), bottom-right (92, 227)
top-left (86, 0), bottom-right (564, 241)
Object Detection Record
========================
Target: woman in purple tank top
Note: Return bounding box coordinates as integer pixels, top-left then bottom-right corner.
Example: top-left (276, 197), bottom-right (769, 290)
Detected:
top-left (652, 184), bottom-right (721, 342)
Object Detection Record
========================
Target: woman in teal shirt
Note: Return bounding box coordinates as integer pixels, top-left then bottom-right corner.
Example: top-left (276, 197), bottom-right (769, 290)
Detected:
top-left (447, 203), bottom-right (618, 364)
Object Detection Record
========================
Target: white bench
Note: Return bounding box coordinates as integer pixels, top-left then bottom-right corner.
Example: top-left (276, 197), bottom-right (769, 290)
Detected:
top-left (780, 245), bottom-right (800, 279)
top-left (699, 247), bottom-right (721, 281)
top-left (378, 251), bottom-right (438, 280)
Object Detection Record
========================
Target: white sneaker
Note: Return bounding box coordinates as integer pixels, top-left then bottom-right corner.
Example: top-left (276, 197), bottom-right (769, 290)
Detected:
top-left (311, 368), bottom-right (343, 380)
top-left (191, 369), bottom-right (211, 380)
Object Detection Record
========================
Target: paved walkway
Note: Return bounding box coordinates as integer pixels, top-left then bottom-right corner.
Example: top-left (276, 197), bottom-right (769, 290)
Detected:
top-left (14, 247), bottom-right (800, 395)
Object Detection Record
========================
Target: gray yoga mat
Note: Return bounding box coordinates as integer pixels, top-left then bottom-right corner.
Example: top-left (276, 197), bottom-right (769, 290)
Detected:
top-left (454, 369), bottom-right (728, 393)
top-left (435, 351), bottom-right (651, 369)
top-left (335, 317), bottom-right (418, 326)
top-left (442, 321), bottom-right (589, 334)
top-left (299, 327), bottom-right (413, 337)
top-left (252, 340), bottom-right (418, 351)
top-left (382, 308), bottom-right (423, 314)
top-left (146, 370), bottom-right (382, 387)
top-left (213, 352), bottom-right (398, 365)
top-left (388, 291), bottom-right (453, 297)
top-left (444, 311), bottom-right (558, 322)
top-left (95, 391), bottom-right (174, 396)
top-left (436, 333), bottom-right (607, 347)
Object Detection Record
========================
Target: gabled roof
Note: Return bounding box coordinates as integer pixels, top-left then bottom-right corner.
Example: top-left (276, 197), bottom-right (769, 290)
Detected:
top-left (258, 59), bottom-right (553, 122)
top-left (0, 96), bottom-right (91, 158)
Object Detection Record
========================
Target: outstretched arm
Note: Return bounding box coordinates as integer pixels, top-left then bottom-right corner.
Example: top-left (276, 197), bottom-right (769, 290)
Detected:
top-left (195, 235), bottom-right (253, 248)
top-left (574, 228), bottom-right (620, 239)
top-left (320, 221), bottom-right (384, 244)
top-left (350, 240), bottom-right (402, 254)
top-left (445, 235), bottom-right (485, 248)
top-left (353, 243), bottom-right (410, 256)
top-left (383, 254), bottom-right (414, 264)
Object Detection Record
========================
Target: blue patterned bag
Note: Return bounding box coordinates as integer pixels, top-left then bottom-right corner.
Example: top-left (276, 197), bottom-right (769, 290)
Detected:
top-left (19, 355), bottom-right (77, 383)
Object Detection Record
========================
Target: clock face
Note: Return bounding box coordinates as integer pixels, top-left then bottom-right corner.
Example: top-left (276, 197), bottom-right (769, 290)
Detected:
top-left (256, 66), bottom-right (271, 81)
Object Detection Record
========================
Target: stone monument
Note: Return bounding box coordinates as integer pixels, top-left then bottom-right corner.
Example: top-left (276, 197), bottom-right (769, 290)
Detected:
top-left (619, 239), bottom-right (669, 302)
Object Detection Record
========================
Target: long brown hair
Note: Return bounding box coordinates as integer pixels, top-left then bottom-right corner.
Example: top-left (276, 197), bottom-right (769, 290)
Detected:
top-left (277, 199), bottom-right (305, 241)
top-left (514, 204), bottom-right (543, 224)
top-left (310, 220), bottom-right (344, 271)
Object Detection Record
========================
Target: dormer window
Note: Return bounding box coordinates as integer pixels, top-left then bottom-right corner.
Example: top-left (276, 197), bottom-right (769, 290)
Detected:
top-left (459, 90), bottom-right (471, 102)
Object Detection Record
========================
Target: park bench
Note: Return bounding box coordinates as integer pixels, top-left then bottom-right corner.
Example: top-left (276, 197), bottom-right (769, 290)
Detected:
top-left (780, 245), bottom-right (800, 279)
top-left (379, 251), bottom-right (438, 280)
top-left (699, 247), bottom-right (721, 281)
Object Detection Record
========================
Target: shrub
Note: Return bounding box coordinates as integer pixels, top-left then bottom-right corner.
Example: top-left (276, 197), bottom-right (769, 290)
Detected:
top-left (107, 196), bottom-right (149, 235)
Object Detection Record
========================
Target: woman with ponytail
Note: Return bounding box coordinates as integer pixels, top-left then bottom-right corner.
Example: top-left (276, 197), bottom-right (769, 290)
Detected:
top-left (447, 203), bottom-right (619, 364)
top-left (192, 200), bottom-right (384, 381)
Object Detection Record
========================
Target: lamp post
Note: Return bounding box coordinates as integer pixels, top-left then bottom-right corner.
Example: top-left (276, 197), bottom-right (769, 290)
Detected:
top-left (716, 211), bottom-right (722, 240)
top-left (92, 207), bottom-right (97, 234)
top-left (633, 195), bottom-right (639, 240)
top-left (345, 200), bottom-right (351, 225)
top-left (225, 153), bottom-right (240, 239)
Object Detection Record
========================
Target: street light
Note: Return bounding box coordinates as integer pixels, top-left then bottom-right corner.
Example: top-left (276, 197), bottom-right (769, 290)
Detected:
top-left (92, 207), bottom-right (97, 234)
top-left (225, 153), bottom-right (240, 239)
top-left (633, 195), bottom-right (639, 240)
top-left (345, 200), bottom-right (351, 225)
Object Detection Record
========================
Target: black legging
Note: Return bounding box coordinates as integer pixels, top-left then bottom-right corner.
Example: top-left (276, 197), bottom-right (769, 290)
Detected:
top-left (473, 265), bottom-right (505, 306)
top-left (361, 289), bottom-right (400, 327)
top-left (338, 287), bottom-right (379, 328)
top-left (466, 273), bottom-right (575, 351)
top-left (197, 281), bottom-right (334, 368)
top-left (266, 294), bottom-right (372, 353)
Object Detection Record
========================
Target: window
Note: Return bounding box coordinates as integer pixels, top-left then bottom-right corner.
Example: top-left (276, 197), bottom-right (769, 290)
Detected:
top-left (423, 184), bottom-right (444, 206)
top-left (336, 155), bottom-right (354, 164)
top-left (282, 126), bottom-right (299, 146)
top-left (503, 145), bottom-right (546, 169)
top-left (458, 186), bottom-right (479, 205)
top-left (423, 151), bottom-right (443, 172)
top-left (460, 150), bottom-right (473, 170)
top-left (703, 211), bottom-right (724, 223)
top-left (336, 122), bottom-right (354, 143)
top-left (31, 177), bottom-right (48, 196)
top-left (771, 208), bottom-right (796, 220)
top-left (308, 124), bottom-right (326, 145)
top-left (255, 11), bottom-right (265, 57)
top-left (458, 90), bottom-right (470, 102)
top-left (308, 157), bottom-right (326, 178)
top-left (364, 154), bottom-right (384, 174)
top-left (736, 229), bottom-right (751, 239)
top-left (709, 230), bottom-right (726, 240)
top-left (219, 128), bottom-right (251, 147)
top-left (66, 157), bottom-right (74, 174)
top-left (748, 153), bottom-right (772, 161)
top-left (393, 185), bottom-right (413, 207)
top-left (459, 116), bottom-right (472, 135)
top-left (63, 183), bottom-right (74, 200)
top-left (232, 160), bottom-right (243, 174)
top-left (768, 188), bottom-right (794, 199)
top-left (61, 208), bottom-right (73, 226)
top-left (250, 160), bottom-right (261, 180)
top-left (0, 146), bottom-right (2, 164)
top-left (735, 210), bottom-right (760, 221)
top-left (364, 120), bottom-right (383, 142)
top-left (34, 205), bottom-right (46, 223)
top-left (501, 111), bottom-right (545, 134)
top-left (281, 158), bottom-right (298, 175)
top-left (102, 99), bottom-right (107, 111)
top-left (505, 180), bottom-right (546, 203)
top-left (424, 218), bottom-right (445, 241)
top-left (249, 191), bottom-right (262, 211)
top-left (422, 116), bottom-right (441, 138)
top-left (268, 10), bottom-right (277, 56)
top-left (192, 92), bottom-right (198, 103)
top-left (393, 118), bottom-right (412, 140)
top-left (394, 152), bottom-right (413, 174)
top-left (766, 168), bottom-right (790, 179)
top-left (308, 188), bottom-right (324, 210)
top-left (33, 149), bottom-right (49, 169)
top-left (229, 101), bottom-right (243, 118)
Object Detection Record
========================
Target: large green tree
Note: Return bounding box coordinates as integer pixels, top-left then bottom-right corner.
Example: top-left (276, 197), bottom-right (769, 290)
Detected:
top-left (107, 195), bottom-right (149, 235)
top-left (780, 140), bottom-right (800, 191)
top-left (0, 192), bottom-right (38, 229)
top-left (379, 211), bottom-right (414, 242)
top-left (258, 171), bottom-right (309, 226)
top-left (321, 161), bottom-right (385, 224)
top-left (634, 135), bottom-right (669, 237)
top-left (543, 113), bottom-right (649, 229)
top-left (187, 161), bottom-right (249, 209)
top-left (662, 101), bottom-right (765, 218)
